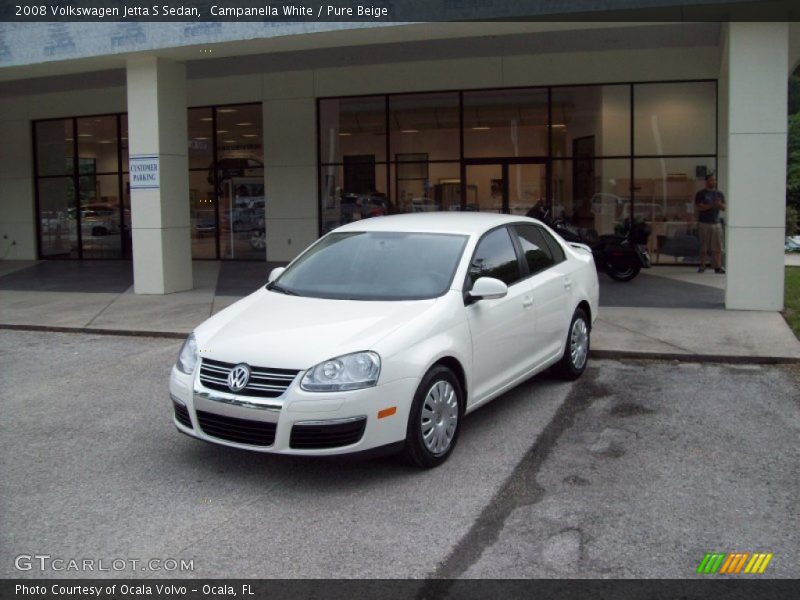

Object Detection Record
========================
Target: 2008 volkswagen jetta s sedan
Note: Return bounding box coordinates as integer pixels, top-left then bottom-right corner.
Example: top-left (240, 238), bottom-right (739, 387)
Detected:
top-left (170, 213), bottom-right (598, 468)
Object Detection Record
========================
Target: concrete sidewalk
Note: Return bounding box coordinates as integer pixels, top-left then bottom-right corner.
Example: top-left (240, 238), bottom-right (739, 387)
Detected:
top-left (1, 260), bottom-right (799, 362)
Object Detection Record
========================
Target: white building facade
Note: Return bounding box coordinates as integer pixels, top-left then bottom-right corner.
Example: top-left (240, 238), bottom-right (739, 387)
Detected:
top-left (0, 20), bottom-right (797, 310)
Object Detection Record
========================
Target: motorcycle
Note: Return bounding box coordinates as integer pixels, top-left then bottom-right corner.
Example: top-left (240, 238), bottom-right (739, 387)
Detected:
top-left (533, 208), bottom-right (651, 282)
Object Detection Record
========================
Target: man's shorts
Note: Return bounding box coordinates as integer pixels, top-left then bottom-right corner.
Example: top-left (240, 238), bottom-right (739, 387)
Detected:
top-left (697, 222), bottom-right (722, 253)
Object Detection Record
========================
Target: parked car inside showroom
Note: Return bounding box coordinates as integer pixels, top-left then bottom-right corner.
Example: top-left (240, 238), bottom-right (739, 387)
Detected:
top-left (170, 213), bottom-right (599, 468)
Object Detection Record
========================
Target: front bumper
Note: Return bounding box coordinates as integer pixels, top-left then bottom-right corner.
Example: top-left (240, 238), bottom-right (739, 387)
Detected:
top-left (169, 365), bottom-right (416, 456)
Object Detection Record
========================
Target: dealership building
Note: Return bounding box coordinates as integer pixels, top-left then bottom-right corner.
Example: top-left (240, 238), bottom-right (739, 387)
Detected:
top-left (0, 16), bottom-right (797, 310)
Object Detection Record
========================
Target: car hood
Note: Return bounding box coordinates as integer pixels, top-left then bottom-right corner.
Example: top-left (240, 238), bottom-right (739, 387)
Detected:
top-left (195, 288), bottom-right (437, 369)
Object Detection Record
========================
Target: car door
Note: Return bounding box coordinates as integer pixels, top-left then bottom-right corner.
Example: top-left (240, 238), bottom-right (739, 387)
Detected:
top-left (511, 224), bottom-right (572, 367)
top-left (465, 226), bottom-right (534, 405)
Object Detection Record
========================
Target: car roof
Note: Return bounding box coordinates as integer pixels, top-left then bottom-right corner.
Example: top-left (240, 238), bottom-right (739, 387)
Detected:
top-left (334, 212), bottom-right (539, 236)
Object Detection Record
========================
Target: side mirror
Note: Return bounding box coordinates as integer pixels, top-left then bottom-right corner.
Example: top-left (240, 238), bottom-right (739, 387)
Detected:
top-left (267, 267), bottom-right (285, 283)
top-left (468, 277), bottom-right (508, 301)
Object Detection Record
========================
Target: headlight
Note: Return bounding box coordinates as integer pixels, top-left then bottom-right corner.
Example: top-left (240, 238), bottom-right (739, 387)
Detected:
top-left (301, 351), bottom-right (381, 392)
top-left (176, 333), bottom-right (198, 375)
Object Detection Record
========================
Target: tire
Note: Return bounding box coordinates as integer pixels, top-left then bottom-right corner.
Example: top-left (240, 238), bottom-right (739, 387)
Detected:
top-left (402, 365), bottom-right (464, 469)
top-left (606, 264), bottom-right (640, 282)
top-left (552, 307), bottom-right (591, 380)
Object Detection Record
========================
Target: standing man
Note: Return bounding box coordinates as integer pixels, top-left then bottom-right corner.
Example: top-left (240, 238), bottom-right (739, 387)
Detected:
top-left (695, 173), bottom-right (726, 273)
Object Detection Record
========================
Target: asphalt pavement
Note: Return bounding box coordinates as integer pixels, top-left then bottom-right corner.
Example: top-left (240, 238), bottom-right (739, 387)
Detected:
top-left (1, 331), bottom-right (798, 579)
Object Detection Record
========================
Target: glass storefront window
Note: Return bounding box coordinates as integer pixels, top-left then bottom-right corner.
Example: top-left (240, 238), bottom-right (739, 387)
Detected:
top-left (634, 81), bottom-right (716, 156)
top-left (214, 104), bottom-right (264, 260)
top-left (189, 171), bottom-right (216, 259)
top-left (634, 157), bottom-right (717, 264)
top-left (319, 96), bottom-right (387, 164)
top-left (551, 85), bottom-right (630, 157)
top-left (389, 93), bottom-right (459, 161)
top-left (35, 119), bottom-right (73, 177)
top-left (188, 108), bottom-right (213, 170)
top-left (35, 115), bottom-right (126, 259)
top-left (463, 89), bottom-right (548, 158)
top-left (77, 116), bottom-right (119, 174)
top-left (551, 159), bottom-right (630, 236)
top-left (320, 164), bottom-right (387, 234)
top-left (121, 115), bottom-right (129, 168)
top-left (392, 161), bottom-right (462, 213)
top-left (38, 177), bottom-right (78, 258)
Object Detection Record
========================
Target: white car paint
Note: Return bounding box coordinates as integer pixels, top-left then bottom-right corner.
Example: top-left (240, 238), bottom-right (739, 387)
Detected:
top-left (169, 212), bottom-right (599, 462)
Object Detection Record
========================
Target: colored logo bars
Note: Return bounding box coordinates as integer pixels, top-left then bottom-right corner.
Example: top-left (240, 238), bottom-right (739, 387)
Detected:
top-left (696, 552), bottom-right (774, 574)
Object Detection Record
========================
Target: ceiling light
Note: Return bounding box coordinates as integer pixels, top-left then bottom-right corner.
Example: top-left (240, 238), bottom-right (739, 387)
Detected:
top-left (199, 117), bottom-right (213, 122)
top-left (236, 122), bottom-right (253, 126)
top-left (78, 133), bottom-right (93, 138)
top-left (552, 124), bottom-right (567, 128)
top-left (216, 130), bottom-right (228, 134)
top-left (98, 140), bottom-right (113, 144)
top-left (194, 137), bottom-right (208, 140)
top-left (400, 129), bottom-right (419, 133)
top-left (338, 132), bottom-right (352, 137)
top-left (471, 126), bottom-right (491, 131)
top-left (242, 134), bottom-right (258, 138)
top-left (223, 139), bottom-right (236, 143)
top-left (217, 108), bottom-right (237, 113)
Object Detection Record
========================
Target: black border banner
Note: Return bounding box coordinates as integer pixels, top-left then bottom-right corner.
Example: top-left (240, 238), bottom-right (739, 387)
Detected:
top-left (2, 579), bottom-right (800, 600)
top-left (0, 0), bottom-right (798, 22)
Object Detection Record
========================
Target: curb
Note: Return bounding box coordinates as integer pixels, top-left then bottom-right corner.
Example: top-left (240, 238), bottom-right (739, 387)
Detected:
top-left (589, 348), bottom-right (800, 365)
top-left (3, 322), bottom-right (800, 364)
top-left (0, 323), bottom-right (186, 340)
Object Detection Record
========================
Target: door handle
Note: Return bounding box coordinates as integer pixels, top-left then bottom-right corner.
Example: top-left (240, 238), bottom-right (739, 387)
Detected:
top-left (522, 296), bottom-right (533, 309)
top-left (563, 278), bottom-right (572, 290)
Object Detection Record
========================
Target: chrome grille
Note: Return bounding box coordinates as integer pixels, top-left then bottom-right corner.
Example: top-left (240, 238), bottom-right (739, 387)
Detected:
top-left (199, 358), bottom-right (299, 398)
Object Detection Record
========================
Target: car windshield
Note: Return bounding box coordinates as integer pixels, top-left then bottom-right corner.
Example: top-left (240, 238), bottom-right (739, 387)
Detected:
top-left (271, 231), bottom-right (468, 300)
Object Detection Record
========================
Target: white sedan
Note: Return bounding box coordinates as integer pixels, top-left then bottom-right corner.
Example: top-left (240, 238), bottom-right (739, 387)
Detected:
top-left (170, 213), bottom-right (599, 468)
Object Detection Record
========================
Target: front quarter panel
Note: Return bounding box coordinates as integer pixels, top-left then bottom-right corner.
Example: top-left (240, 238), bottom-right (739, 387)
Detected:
top-left (372, 291), bottom-right (472, 397)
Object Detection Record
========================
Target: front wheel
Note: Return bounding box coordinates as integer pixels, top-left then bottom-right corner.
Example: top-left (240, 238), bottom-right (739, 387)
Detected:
top-left (606, 264), bottom-right (640, 282)
top-left (552, 308), bottom-right (591, 380)
top-left (402, 365), bottom-right (464, 469)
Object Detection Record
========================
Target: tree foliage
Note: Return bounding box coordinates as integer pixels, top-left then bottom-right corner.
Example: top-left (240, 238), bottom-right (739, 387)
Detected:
top-left (788, 68), bottom-right (800, 230)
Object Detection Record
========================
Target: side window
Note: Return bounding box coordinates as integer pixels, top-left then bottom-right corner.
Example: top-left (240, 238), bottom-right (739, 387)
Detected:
top-left (469, 227), bottom-right (521, 286)
top-left (514, 224), bottom-right (555, 275)
top-left (538, 226), bottom-right (566, 264)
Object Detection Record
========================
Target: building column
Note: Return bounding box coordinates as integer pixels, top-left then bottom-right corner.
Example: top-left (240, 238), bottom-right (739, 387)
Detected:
top-left (126, 56), bottom-right (192, 294)
top-left (722, 23), bottom-right (788, 311)
top-left (262, 72), bottom-right (319, 263)
top-left (0, 100), bottom-right (36, 260)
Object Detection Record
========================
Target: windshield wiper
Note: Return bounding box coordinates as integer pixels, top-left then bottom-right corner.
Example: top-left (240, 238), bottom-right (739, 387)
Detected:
top-left (267, 282), bottom-right (298, 296)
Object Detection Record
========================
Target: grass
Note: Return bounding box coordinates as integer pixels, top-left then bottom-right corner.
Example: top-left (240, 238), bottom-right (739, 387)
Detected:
top-left (785, 266), bottom-right (800, 338)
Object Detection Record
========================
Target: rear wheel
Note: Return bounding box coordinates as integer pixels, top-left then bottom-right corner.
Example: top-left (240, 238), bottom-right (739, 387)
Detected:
top-left (402, 365), bottom-right (463, 469)
top-left (606, 264), bottom-right (640, 282)
top-left (553, 307), bottom-right (590, 380)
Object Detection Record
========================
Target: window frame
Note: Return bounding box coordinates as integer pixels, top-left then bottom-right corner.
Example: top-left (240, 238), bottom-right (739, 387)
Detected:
top-left (509, 223), bottom-right (558, 277)
top-left (463, 224), bottom-right (526, 298)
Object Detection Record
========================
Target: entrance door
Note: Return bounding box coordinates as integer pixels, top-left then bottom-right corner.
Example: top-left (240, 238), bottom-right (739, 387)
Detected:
top-left (464, 161), bottom-right (548, 216)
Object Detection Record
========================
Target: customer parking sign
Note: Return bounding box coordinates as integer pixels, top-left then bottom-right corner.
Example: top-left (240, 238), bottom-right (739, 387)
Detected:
top-left (129, 156), bottom-right (160, 190)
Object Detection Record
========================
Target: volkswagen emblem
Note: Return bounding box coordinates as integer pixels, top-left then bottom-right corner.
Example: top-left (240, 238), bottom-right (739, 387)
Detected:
top-left (227, 363), bottom-right (250, 393)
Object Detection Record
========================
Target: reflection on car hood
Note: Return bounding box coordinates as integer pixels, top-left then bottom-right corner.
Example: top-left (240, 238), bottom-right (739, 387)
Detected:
top-left (195, 288), bottom-right (436, 369)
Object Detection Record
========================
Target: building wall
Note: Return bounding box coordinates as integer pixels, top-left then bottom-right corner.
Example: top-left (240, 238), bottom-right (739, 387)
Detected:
top-left (1, 44), bottom-right (721, 262)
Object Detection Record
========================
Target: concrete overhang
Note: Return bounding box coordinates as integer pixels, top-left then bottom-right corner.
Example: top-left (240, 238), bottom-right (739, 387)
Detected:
top-left (0, 21), bottom-right (722, 93)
